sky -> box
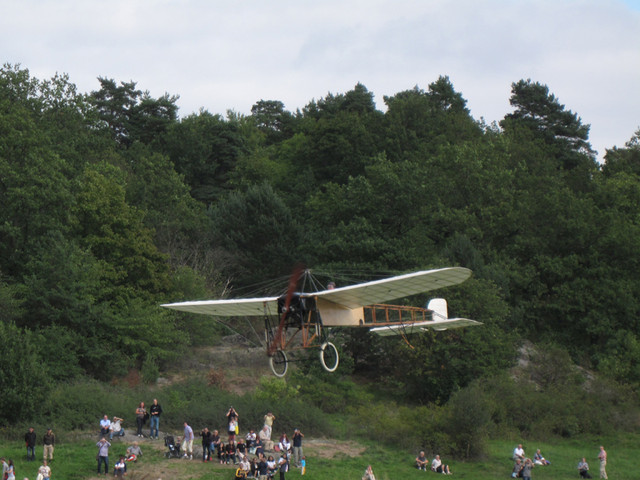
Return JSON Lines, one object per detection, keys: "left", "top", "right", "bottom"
{"left": 1, "top": 0, "right": 639, "bottom": 160}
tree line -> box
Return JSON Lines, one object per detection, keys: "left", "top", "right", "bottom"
{"left": 1, "top": 63, "right": 639, "bottom": 423}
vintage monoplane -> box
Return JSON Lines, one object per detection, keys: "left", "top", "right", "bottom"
{"left": 161, "top": 266, "right": 481, "bottom": 376}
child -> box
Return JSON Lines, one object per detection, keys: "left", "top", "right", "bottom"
{"left": 301, "top": 456, "right": 306, "bottom": 475}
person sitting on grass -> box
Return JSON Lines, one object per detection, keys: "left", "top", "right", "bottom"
{"left": 513, "top": 444, "right": 525, "bottom": 461}
{"left": 533, "top": 449, "right": 550, "bottom": 465}
{"left": 267, "top": 455, "right": 278, "bottom": 478}
{"left": 416, "top": 451, "right": 428, "bottom": 471}
{"left": 114, "top": 456, "right": 127, "bottom": 478}
{"left": 512, "top": 458, "right": 523, "bottom": 478}
{"left": 109, "top": 417, "right": 125, "bottom": 440}
{"left": 126, "top": 442, "right": 142, "bottom": 462}
{"left": 578, "top": 457, "right": 592, "bottom": 479}
{"left": 431, "top": 455, "right": 451, "bottom": 475}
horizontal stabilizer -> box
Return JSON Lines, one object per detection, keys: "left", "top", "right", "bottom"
{"left": 370, "top": 318, "right": 482, "bottom": 336}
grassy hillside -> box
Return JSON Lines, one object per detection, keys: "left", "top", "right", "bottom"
{"left": 1, "top": 432, "right": 636, "bottom": 480}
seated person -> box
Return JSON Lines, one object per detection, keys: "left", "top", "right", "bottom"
{"left": 266, "top": 455, "right": 277, "bottom": 478}
{"left": 114, "top": 456, "right": 127, "bottom": 478}
{"left": 513, "top": 444, "right": 525, "bottom": 461}
{"left": 278, "top": 434, "right": 291, "bottom": 454}
{"left": 226, "top": 441, "right": 237, "bottom": 465}
{"left": 250, "top": 457, "right": 259, "bottom": 478}
{"left": 431, "top": 455, "right": 451, "bottom": 474}
{"left": 110, "top": 416, "right": 125, "bottom": 439}
{"left": 239, "top": 455, "right": 251, "bottom": 472}
{"left": 245, "top": 430, "right": 257, "bottom": 449}
{"left": 126, "top": 442, "right": 143, "bottom": 462}
{"left": 415, "top": 450, "right": 428, "bottom": 470}
{"left": 533, "top": 449, "right": 550, "bottom": 465}
{"left": 217, "top": 441, "right": 226, "bottom": 464}
{"left": 234, "top": 466, "right": 247, "bottom": 479}
{"left": 237, "top": 438, "right": 247, "bottom": 457}
{"left": 578, "top": 457, "right": 592, "bottom": 479}
{"left": 100, "top": 415, "right": 111, "bottom": 436}
{"left": 512, "top": 459, "right": 523, "bottom": 478}
{"left": 254, "top": 437, "right": 264, "bottom": 458}
{"left": 259, "top": 426, "right": 273, "bottom": 451}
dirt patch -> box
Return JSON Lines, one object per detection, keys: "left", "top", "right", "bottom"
{"left": 304, "top": 437, "right": 366, "bottom": 458}
{"left": 85, "top": 432, "right": 365, "bottom": 480}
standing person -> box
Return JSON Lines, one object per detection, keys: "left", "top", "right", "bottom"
{"left": 100, "top": 415, "right": 111, "bottom": 436}
{"left": 1, "top": 458, "right": 8, "bottom": 480}
{"left": 149, "top": 398, "right": 162, "bottom": 440}
{"left": 96, "top": 437, "right": 111, "bottom": 475}
{"left": 25, "top": 427, "right": 36, "bottom": 461}
{"left": 36, "top": 460, "right": 50, "bottom": 480}
{"left": 182, "top": 422, "right": 194, "bottom": 459}
{"left": 135, "top": 402, "right": 146, "bottom": 438}
{"left": 597, "top": 446, "right": 607, "bottom": 479}
{"left": 521, "top": 458, "right": 534, "bottom": 480}
{"left": 292, "top": 429, "right": 304, "bottom": 468}
{"left": 5, "top": 460, "right": 15, "bottom": 480}
{"left": 278, "top": 453, "right": 289, "bottom": 480}
{"left": 362, "top": 465, "right": 376, "bottom": 480}
{"left": 263, "top": 412, "right": 275, "bottom": 440}
{"left": 42, "top": 429, "right": 55, "bottom": 462}
{"left": 200, "top": 427, "right": 212, "bottom": 462}
{"left": 113, "top": 456, "right": 127, "bottom": 478}
{"left": 226, "top": 407, "right": 239, "bottom": 442}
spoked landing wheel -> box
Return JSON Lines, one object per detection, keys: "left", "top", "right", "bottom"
{"left": 319, "top": 342, "right": 339, "bottom": 372}
{"left": 269, "top": 350, "right": 288, "bottom": 377}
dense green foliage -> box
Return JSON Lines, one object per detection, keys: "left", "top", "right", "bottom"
{"left": 2, "top": 63, "right": 640, "bottom": 450}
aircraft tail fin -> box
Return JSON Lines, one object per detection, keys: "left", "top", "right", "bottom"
{"left": 427, "top": 298, "right": 448, "bottom": 320}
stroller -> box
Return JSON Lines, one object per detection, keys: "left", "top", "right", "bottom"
{"left": 164, "top": 435, "right": 182, "bottom": 458}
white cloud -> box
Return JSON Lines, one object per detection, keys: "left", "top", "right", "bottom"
{"left": 1, "top": 0, "right": 638, "bottom": 158}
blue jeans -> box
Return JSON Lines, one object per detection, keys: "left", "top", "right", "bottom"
{"left": 27, "top": 446, "right": 35, "bottom": 460}
{"left": 98, "top": 455, "right": 109, "bottom": 474}
{"left": 149, "top": 416, "right": 159, "bottom": 438}
{"left": 109, "top": 429, "right": 125, "bottom": 440}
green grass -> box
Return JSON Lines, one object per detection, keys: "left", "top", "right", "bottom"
{"left": 1, "top": 432, "right": 636, "bottom": 480}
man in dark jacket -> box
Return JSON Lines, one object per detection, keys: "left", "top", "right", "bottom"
{"left": 149, "top": 398, "right": 163, "bottom": 439}
{"left": 25, "top": 427, "right": 36, "bottom": 461}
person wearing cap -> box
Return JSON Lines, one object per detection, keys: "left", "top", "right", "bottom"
{"left": 42, "top": 429, "right": 55, "bottom": 462}
{"left": 292, "top": 429, "right": 304, "bottom": 468}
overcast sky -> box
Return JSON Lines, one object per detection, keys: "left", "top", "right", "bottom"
{"left": 2, "top": 0, "right": 639, "bottom": 160}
